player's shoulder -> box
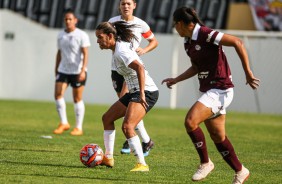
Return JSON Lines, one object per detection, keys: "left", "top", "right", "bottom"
{"left": 116, "top": 41, "right": 130, "bottom": 50}
{"left": 75, "top": 28, "right": 87, "bottom": 34}
{"left": 133, "top": 16, "right": 148, "bottom": 25}
{"left": 109, "top": 15, "right": 121, "bottom": 23}
{"left": 116, "top": 41, "right": 135, "bottom": 55}
{"left": 57, "top": 30, "right": 66, "bottom": 38}
{"left": 74, "top": 28, "right": 89, "bottom": 37}
{"left": 200, "top": 26, "right": 213, "bottom": 33}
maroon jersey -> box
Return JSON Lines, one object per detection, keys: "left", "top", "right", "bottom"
{"left": 184, "top": 24, "right": 234, "bottom": 92}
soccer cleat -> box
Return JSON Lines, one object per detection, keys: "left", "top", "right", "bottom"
{"left": 232, "top": 166, "right": 250, "bottom": 184}
{"left": 130, "top": 163, "right": 149, "bottom": 172}
{"left": 70, "top": 128, "right": 83, "bottom": 136}
{"left": 120, "top": 140, "right": 131, "bottom": 154}
{"left": 192, "top": 159, "right": 214, "bottom": 181}
{"left": 142, "top": 139, "right": 154, "bottom": 157}
{"left": 101, "top": 156, "right": 114, "bottom": 168}
{"left": 53, "top": 123, "right": 70, "bottom": 134}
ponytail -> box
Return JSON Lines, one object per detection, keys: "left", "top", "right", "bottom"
{"left": 96, "top": 21, "right": 138, "bottom": 45}
{"left": 112, "top": 21, "right": 138, "bottom": 43}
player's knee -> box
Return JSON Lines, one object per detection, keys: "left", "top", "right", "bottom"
{"left": 102, "top": 113, "right": 109, "bottom": 124}
{"left": 54, "top": 93, "right": 63, "bottom": 100}
{"left": 184, "top": 118, "right": 198, "bottom": 132}
{"left": 121, "top": 123, "right": 134, "bottom": 136}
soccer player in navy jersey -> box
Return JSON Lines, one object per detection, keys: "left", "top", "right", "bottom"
{"left": 162, "top": 7, "right": 260, "bottom": 184}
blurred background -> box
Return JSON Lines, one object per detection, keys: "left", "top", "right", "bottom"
{"left": 0, "top": 0, "right": 281, "bottom": 114}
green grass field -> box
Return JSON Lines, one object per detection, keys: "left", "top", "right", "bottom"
{"left": 0, "top": 99, "right": 281, "bottom": 184}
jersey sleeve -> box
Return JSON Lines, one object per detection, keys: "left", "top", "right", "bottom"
{"left": 202, "top": 27, "right": 224, "bottom": 46}
{"left": 119, "top": 50, "right": 139, "bottom": 67}
{"left": 139, "top": 19, "right": 154, "bottom": 40}
{"left": 108, "top": 16, "right": 120, "bottom": 23}
{"left": 81, "top": 31, "right": 91, "bottom": 48}
{"left": 57, "top": 31, "right": 62, "bottom": 50}
{"left": 118, "top": 43, "right": 140, "bottom": 67}
{"left": 108, "top": 17, "right": 114, "bottom": 23}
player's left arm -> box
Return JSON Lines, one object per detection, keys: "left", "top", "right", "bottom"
{"left": 136, "top": 35, "right": 158, "bottom": 56}
{"left": 219, "top": 34, "right": 260, "bottom": 89}
{"left": 135, "top": 20, "right": 158, "bottom": 56}
{"left": 78, "top": 47, "right": 89, "bottom": 82}
{"left": 128, "top": 60, "right": 148, "bottom": 109}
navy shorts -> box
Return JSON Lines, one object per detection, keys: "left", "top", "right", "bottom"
{"left": 111, "top": 70, "right": 124, "bottom": 93}
{"left": 56, "top": 72, "right": 87, "bottom": 88}
{"left": 119, "top": 90, "right": 159, "bottom": 113}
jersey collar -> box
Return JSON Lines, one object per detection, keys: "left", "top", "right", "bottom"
{"left": 191, "top": 23, "right": 201, "bottom": 41}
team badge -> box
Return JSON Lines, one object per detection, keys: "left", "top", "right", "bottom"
{"left": 195, "top": 45, "right": 201, "bottom": 50}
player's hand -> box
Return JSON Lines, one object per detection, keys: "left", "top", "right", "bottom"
{"left": 136, "top": 47, "right": 146, "bottom": 56}
{"left": 78, "top": 71, "right": 86, "bottom": 82}
{"left": 162, "top": 78, "right": 177, "bottom": 89}
{"left": 139, "top": 93, "right": 148, "bottom": 110}
{"left": 245, "top": 71, "right": 260, "bottom": 90}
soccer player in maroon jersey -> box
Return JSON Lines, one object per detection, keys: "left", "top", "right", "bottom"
{"left": 162, "top": 7, "right": 260, "bottom": 184}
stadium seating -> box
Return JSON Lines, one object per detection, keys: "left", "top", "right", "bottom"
{"left": 0, "top": 0, "right": 248, "bottom": 33}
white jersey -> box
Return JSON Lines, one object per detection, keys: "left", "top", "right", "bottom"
{"left": 108, "top": 16, "right": 154, "bottom": 71}
{"left": 57, "top": 28, "right": 91, "bottom": 74}
{"left": 113, "top": 41, "right": 158, "bottom": 93}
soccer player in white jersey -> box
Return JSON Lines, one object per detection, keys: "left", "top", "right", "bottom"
{"left": 95, "top": 21, "right": 159, "bottom": 172}
{"left": 108, "top": 0, "right": 158, "bottom": 156}
{"left": 53, "top": 9, "right": 91, "bottom": 136}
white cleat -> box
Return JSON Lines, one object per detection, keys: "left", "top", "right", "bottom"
{"left": 192, "top": 158, "right": 214, "bottom": 181}
{"left": 232, "top": 166, "right": 250, "bottom": 184}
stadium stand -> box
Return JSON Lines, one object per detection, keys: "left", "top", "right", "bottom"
{"left": 0, "top": 0, "right": 247, "bottom": 33}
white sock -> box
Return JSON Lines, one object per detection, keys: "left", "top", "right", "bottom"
{"left": 128, "top": 135, "right": 146, "bottom": 165}
{"left": 74, "top": 100, "right": 85, "bottom": 130}
{"left": 135, "top": 120, "right": 150, "bottom": 143}
{"left": 104, "top": 130, "right": 116, "bottom": 158}
{"left": 56, "top": 98, "right": 68, "bottom": 124}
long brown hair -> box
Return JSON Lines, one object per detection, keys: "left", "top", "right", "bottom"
{"left": 96, "top": 21, "right": 138, "bottom": 44}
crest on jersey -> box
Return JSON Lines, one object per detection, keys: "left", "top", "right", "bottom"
{"left": 195, "top": 45, "right": 201, "bottom": 50}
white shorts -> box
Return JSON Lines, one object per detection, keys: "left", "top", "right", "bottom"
{"left": 198, "top": 88, "right": 234, "bottom": 119}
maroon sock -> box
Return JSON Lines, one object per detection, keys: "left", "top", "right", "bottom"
{"left": 188, "top": 127, "right": 209, "bottom": 163}
{"left": 215, "top": 137, "right": 242, "bottom": 172}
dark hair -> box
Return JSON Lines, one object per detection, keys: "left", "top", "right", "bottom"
{"left": 173, "top": 7, "right": 204, "bottom": 26}
{"left": 119, "top": 0, "right": 136, "bottom": 2}
{"left": 96, "top": 21, "right": 138, "bottom": 44}
{"left": 64, "top": 8, "right": 76, "bottom": 17}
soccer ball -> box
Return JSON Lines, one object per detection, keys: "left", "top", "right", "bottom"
{"left": 80, "top": 143, "right": 104, "bottom": 167}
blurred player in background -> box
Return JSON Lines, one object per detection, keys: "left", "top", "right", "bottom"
{"left": 162, "top": 7, "right": 260, "bottom": 184}
{"left": 95, "top": 21, "right": 159, "bottom": 171}
{"left": 53, "top": 9, "right": 91, "bottom": 136}
{"left": 108, "top": 0, "right": 158, "bottom": 156}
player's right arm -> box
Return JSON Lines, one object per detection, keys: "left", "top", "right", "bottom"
{"left": 55, "top": 50, "right": 61, "bottom": 76}
{"left": 162, "top": 64, "right": 198, "bottom": 89}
